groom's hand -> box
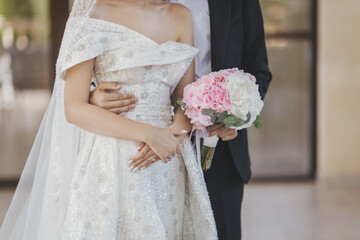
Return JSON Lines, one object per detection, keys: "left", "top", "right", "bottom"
{"left": 90, "top": 82, "right": 138, "bottom": 114}
{"left": 209, "top": 123, "right": 238, "bottom": 141}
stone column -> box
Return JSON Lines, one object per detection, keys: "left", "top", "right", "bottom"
{"left": 317, "top": 0, "right": 360, "bottom": 183}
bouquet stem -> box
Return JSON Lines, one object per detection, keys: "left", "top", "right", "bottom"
{"left": 201, "top": 135, "right": 219, "bottom": 171}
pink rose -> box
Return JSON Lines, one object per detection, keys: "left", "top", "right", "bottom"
{"left": 181, "top": 68, "right": 251, "bottom": 129}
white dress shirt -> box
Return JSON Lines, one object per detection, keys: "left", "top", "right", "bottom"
{"left": 168, "top": 0, "right": 212, "bottom": 79}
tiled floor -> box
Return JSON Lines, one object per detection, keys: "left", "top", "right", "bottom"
{"left": 1, "top": 182, "right": 359, "bottom": 239}
{"left": 242, "top": 182, "right": 360, "bottom": 240}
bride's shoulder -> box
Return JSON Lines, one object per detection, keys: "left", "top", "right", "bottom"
{"left": 160, "top": 2, "right": 193, "bottom": 45}
{"left": 165, "top": 2, "right": 192, "bottom": 22}
{"left": 163, "top": 2, "right": 193, "bottom": 38}
{"left": 90, "top": 1, "right": 111, "bottom": 20}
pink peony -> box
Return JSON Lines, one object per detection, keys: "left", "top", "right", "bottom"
{"left": 180, "top": 68, "right": 258, "bottom": 129}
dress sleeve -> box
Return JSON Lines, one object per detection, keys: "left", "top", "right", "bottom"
{"left": 56, "top": 17, "right": 130, "bottom": 80}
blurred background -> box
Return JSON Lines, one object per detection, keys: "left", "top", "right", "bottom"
{"left": 0, "top": 0, "right": 359, "bottom": 239}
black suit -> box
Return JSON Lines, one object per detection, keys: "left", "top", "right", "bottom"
{"left": 205, "top": 0, "right": 272, "bottom": 239}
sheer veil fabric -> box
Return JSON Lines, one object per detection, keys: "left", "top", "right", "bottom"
{"left": 0, "top": 0, "right": 217, "bottom": 239}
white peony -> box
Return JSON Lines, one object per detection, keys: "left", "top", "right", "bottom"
{"left": 225, "top": 71, "right": 264, "bottom": 130}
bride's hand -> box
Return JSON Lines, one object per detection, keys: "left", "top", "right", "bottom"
{"left": 167, "top": 123, "right": 191, "bottom": 136}
{"left": 129, "top": 126, "right": 188, "bottom": 170}
{"left": 129, "top": 143, "right": 161, "bottom": 171}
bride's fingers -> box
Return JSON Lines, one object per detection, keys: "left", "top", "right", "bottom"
{"left": 136, "top": 154, "right": 158, "bottom": 170}
{"left": 130, "top": 145, "right": 151, "bottom": 163}
{"left": 169, "top": 128, "right": 189, "bottom": 136}
{"left": 155, "top": 149, "right": 173, "bottom": 164}
{"left": 130, "top": 155, "right": 148, "bottom": 171}
{"left": 131, "top": 151, "right": 154, "bottom": 169}
{"left": 144, "top": 157, "right": 160, "bottom": 169}
{"left": 137, "top": 142, "right": 146, "bottom": 152}
{"left": 159, "top": 154, "right": 169, "bottom": 164}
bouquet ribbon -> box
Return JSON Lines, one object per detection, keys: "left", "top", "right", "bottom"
{"left": 190, "top": 126, "right": 211, "bottom": 170}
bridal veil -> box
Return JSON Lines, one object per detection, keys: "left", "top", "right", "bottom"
{"left": 0, "top": 0, "right": 103, "bottom": 239}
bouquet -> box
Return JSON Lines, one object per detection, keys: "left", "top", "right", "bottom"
{"left": 176, "top": 68, "right": 264, "bottom": 171}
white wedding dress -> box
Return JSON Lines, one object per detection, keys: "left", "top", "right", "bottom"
{"left": 0, "top": 1, "right": 217, "bottom": 239}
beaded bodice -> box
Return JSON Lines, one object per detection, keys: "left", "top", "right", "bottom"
{"left": 94, "top": 43, "right": 196, "bottom": 127}
{"left": 69, "top": 18, "right": 198, "bottom": 127}
{"left": 57, "top": 17, "right": 197, "bottom": 127}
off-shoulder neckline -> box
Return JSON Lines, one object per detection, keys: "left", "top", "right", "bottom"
{"left": 86, "top": 17, "right": 195, "bottom": 51}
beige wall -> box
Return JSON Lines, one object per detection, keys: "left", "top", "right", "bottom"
{"left": 317, "top": 0, "right": 360, "bottom": 180}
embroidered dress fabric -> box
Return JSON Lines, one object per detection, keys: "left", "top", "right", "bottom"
{"left": 0, "top": 1, "right": 217, "bottom": 239}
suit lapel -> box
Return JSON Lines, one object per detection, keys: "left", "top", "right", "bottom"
{"left": 208, "top": 0, "right": 232, "bottom": 70}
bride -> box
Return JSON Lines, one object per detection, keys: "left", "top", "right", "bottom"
{"left": 0, "top": 0, "right": 217, "bottom": 239}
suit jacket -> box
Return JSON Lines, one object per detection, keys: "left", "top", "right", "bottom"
{"left": 208, "top": 0, "right": 272, "bottom": 183}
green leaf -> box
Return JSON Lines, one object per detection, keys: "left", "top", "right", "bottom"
{"left": 216, "top": 112, "right": 229, "bottom": 123}
{"left": 233, "top": 118, "right": 245, "bottom": 127}
{"left": 210, "top": 114, "right": 218, "bottom": 123}
{"left": 254, "top": 115, "right": 263, "bottom": 129}
{"left": 202, "top": 108, "right": 216, "bottom": 117}
{"left": 244, "top": 113, "right": 252, "bottom": 124}
{"left": 175, "top": 99, "right": 187, "bottom": 109}
{"left": 223, "top": 115, "right": 238, "bottom": 127}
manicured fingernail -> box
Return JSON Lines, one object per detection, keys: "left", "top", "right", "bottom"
{"left": 133, "top": 167, "right": 139, "bottom": 172}
{"left": 181, "top": 130, "right": 188, "bottom": 133}
{"left": 129, "top": 166, "right": 134, "bottom": 171}
{"left": 140, "top": 167, "right": 146, "bottom": 171}
{"left": 128, "top": 160, "right": 133, "bottom": 164}
{"left": 135, "top": 98, "right": 139, "bottom": 102}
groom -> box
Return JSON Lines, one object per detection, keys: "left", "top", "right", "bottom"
{"left": 90, "top": 0, "right": 271, "bottom": 239}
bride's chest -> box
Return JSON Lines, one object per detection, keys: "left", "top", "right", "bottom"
{"left": 94, "top": 64, "right": 182, "bottom": 88}
{"left": 93, "top": 46, "right": 190, "bottom": 87}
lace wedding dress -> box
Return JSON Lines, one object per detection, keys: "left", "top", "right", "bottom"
{"left": 0, "top": 1, "right": 217, "bottom": 239}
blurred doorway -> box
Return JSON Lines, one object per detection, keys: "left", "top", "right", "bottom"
{"left": 249, "top": 0, "right": 316, "bottom": 179}
{"left": 0, "top": 0, "right": 68, "bottom": 182}
{"left": 0, "top": 0, "right": 51, "bottom": 181}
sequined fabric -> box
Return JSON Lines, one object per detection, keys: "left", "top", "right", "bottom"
{"left": 53, "top": 17, "right": 217, "bottom": 239}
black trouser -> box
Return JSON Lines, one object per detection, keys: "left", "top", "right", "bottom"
{"left": 204, "top": 140, "right": 244, "bottom": 240}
